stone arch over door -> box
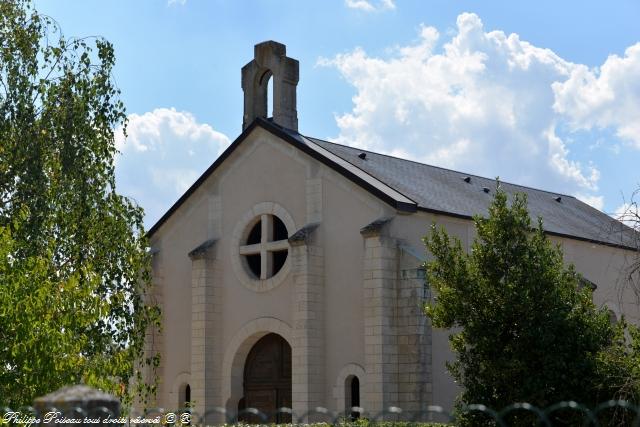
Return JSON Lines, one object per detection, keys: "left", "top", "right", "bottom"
{"left": 222, "top": 317, "right": 293, "bottom": 414}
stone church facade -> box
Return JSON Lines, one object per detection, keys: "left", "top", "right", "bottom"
{"left": 145, "top": 41, "right": 638, "bottom": 419}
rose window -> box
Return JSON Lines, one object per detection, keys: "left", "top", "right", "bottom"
{"left": 240, "top": 214, "right": 289, "bottom": 279}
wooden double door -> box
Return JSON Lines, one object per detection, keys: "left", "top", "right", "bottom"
{"left": 240, "top": 333, "right": 292, "bottom": 423}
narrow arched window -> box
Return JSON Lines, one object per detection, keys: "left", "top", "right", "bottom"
{"left": 345, "top": 375, "right": 360, "bottom": 420}
{"left": 350, "top": 377, "right": 360, "bottom": 419}
{"left": 179, "top": 383, "right": 191, "bottom": 409}
{"left": 179, "top": 384, "right": 192, "bottom": 425}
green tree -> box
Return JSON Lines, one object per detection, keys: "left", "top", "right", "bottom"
{"left": 0, "top": 0, "right": 159, "bottom": 407}
{"left": 423, "top": 183, "right": 638, "bottom": 424}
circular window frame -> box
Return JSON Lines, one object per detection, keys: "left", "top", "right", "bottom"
{"left": 231, "top": 202, "right": 295, "bottom": 293}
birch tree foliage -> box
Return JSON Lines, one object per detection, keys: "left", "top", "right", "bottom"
{"left": 0, "top": 0, "right": 159, "bottom": 407}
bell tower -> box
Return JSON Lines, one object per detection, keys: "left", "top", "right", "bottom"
{"left": 241, "top": 41, "right": 299, "bottom": 131}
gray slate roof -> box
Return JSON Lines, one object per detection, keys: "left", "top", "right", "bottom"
{"left": 147, "top": 118, "right": 637, "bottom": 251}
{"left": 308, "top": 137, "right": 638, "bottom": 250}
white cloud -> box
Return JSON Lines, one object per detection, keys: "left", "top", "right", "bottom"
{"left": 320, "top": 12, "right": 608, "bottom": 204}
{"left": 167, "top": 0, "right": 186, "bottom": 6}
{"left": 553, "top": 43, "right": 640, "bottom": 148}
{"left": 545, "top": 126, "right": 599, "bottom": 191}
{"left": 114, "top": 108, "right": 230, "bottom": 227}
{"left": 345, "top": 0, "right": 395, "bottom": 12}
{"left": 576, "top": 194, "right": 605, "bottom": 211}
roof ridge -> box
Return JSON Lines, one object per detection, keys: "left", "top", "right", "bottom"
{"left": 305, "top": 135, "right": 577, "bottom": 200}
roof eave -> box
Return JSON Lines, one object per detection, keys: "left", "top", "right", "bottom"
{"left": 415, "top": 205, "right": 637, "bottom": 252}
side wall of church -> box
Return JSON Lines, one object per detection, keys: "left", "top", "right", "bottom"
{"left": 388, "top": 213, "right": 470, "bottom": 412}
{"left": 389, "top": 210, "right": 639, "bottom": 413}
{"left": 557, "top": 238, "right": 639, "bottom": 323}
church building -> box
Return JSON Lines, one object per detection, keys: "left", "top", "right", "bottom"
{"left": 145, "top": 41, "right": 638, "bottom": 420}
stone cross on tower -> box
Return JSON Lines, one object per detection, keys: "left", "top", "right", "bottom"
{"left": 242, "top": 41, "right": 299, "bottom": 131}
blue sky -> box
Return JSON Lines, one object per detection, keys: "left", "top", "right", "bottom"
{"left": 35, "top": 0, "right": 640, "bottom": 228}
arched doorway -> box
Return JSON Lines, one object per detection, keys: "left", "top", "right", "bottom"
{"left": 239, "top": 333, "right": 291, "bottom": 423}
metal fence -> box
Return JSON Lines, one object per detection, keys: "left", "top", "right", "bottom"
{"left": 3, "top": 401, "right": 640, "bottom": 427}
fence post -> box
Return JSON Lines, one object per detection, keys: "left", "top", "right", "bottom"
{"left": 33, "top": 384, "right": 121, "bottom": 426}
